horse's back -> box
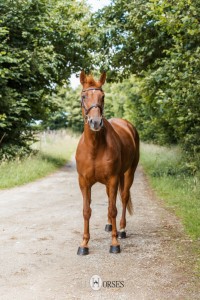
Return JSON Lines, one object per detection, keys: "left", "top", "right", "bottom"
{"left": 108, "top": 118, "right": 139, "bottom": 147}
{"left": 108, "top": 118, "right": 139, "bottom": 171}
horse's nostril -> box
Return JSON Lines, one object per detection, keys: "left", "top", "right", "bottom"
{"left": 89, "top": 118, "right": 94, "bottom": 127}
{"left": 94, "top": 120, "right": 98, "bottom": 128}
{"left": 88, "top": 117, "right": 103, "bottom": 130}
{"left": 89, "top": 118, "right": 95, "bottom": 128}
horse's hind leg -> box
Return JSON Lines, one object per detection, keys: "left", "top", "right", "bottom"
{"left": 118, "top": 166, "right": 135, "bottom": 238}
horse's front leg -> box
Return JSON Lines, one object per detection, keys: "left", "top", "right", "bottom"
{"left": 105, "top": 186, "right": 112, "bottom": 232}
{"left": 107, "top": 176, "right": 121, "bottom": 254}
{"left": 77, "top": 175, "right": 91, "bottom": 256}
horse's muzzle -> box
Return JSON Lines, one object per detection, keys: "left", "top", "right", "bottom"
{"left": 89, "top": 117, "right": 103, "bottom": 131}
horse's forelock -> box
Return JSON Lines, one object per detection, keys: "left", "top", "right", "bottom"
{"left": 86, "top": 75, "right": 100, "bottom": 87}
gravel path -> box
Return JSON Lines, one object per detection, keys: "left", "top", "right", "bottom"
{"left": 0, "top": 159, "right": 199, "bottom": 300}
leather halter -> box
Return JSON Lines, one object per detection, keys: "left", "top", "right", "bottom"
{"left": 81, "top": 88, "right": 104, "bottom": 118}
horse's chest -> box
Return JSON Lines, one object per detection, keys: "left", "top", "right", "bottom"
{"left": 77, "top": 153, "right": 119, "bottom": 182}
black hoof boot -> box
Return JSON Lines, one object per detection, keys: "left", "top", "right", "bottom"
{"left": 118, "top": 231, "right": 126, "bottom": 239}
{"left": 77, "top": 246, "right": 89, "bottom": 256}
{"left": 105, "top": 224, "right": 112, "bottom": 232}
{"left": 109, "top": 245, "right": 121, "bottom": 254}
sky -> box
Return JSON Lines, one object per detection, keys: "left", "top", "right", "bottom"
{"left": 87, "top": 0, "right": 111, "bottom": 11}
{"left": 70, "top": 0, "right": 111, "bottom": 89}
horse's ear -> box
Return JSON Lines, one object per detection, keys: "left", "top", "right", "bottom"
{"left": 99, "top": 72, "right": 106, "bottom": 86}
{"left": 80, "top": 70, "right": 86, "bottom": 85}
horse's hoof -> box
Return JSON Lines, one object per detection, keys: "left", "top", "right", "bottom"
{"left": 118, "top": 231, "right": 126, "bottom": 239}
{"left": 109, "top": 245, "right": 121, "bottom": 254}
{"left": 105, "top": 224, "right": 112, "bottom": 232}
{"left": 77, "top": 246, "right": 89, "bottom": 255}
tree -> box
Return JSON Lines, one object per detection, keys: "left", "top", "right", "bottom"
{"left": 91, "top": 0, "right": 173, "bottom": 77}
{"left": 0, "top": 0, "right": 92, "bottom": 158}
{"left": 92, "top": 0, "right": 200, "bottom": 169}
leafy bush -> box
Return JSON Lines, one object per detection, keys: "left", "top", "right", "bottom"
{"left": 0, "top": 143, "right": 35, "bottom": 163}
{"left": 92, "top": 0, "right": 200, "bottom": 171}
{"left": 0, "top": 0, "right": 92, "bottom": 157}
{"left": 140, "top": 142, "right": 200, "bottom": 239}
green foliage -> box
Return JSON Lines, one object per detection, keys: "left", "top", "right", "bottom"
{"left": 92, "top": 0, "right": 200, "bottom": 170}
{"left": 91, "top": 0, "right": 173, "bottom": 77}
{"left": 140, "top": 143, "right": 200, "bottom": 239}
{"left": 65, "top": 87, "right": 83, "bottom": 132}
{"left": 1, "top": 0, "right": 200, "bottom": 172}
{"left": 0, "top": 131, "right": 78, "bottom": 189}
{"left": 0, "top": 143, "right": 33, "bottom": 162}
{"left": 103, "top": 77, "right": 138, "bottom": 122}
{"left": 0, "top": 0, "right": 92, "bottom": 158}
{"left": 43, "top": 85, "right": 83, "bottom": 132}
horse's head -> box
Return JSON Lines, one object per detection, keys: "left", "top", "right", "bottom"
{"left": 80, "top": 71, "right": 106, "bottom": 131}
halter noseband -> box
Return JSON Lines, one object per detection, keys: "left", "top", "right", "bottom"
{"left": 81, "top": 88, "right": 104, "bottom": 122}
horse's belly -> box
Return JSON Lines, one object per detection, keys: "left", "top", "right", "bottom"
{"left": 109, "top": 118, "right": 138, "bottom": 172}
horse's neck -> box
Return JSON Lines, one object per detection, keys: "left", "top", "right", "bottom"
{"left": 83, "top": 124, "right": 106, "bottom": 150}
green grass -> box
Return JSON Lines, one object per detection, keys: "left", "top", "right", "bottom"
{"left": 0, "top": 131, "right": 79, "bottom": 189}
{"left": 140, "top": 143, "right": 200, "bottom": 240}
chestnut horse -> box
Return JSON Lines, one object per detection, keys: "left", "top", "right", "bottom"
{"left": 76, "top": 71, "right": 139, "bottom": 255}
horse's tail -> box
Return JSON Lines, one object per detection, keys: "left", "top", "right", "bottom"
{"left": 127, "top": 193, "right": 133, "bottom": 215}
{"left": 119, "top": 177, "right": 133, "bottom": 216}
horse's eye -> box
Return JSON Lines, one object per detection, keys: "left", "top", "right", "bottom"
{"left": 82, "top": 95, "right": 86, "bottom": 99}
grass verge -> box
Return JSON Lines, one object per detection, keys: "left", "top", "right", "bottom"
{"left": 0, "top": 131, "right": 79, "bottom": 189}
{"left": 140, "top": 142, "right": 200, "bottom": 240}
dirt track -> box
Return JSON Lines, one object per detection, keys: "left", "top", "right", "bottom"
{"left": 0, "top": 159, "right": 199, "bottom": 300}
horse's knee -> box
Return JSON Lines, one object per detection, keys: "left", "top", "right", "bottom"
{"left": 83, "top": 207, "right": 92, "bottom": 220}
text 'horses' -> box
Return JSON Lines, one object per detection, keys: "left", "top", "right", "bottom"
{"left": 75, "top": 71, "right": 139, "bottom": 255}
